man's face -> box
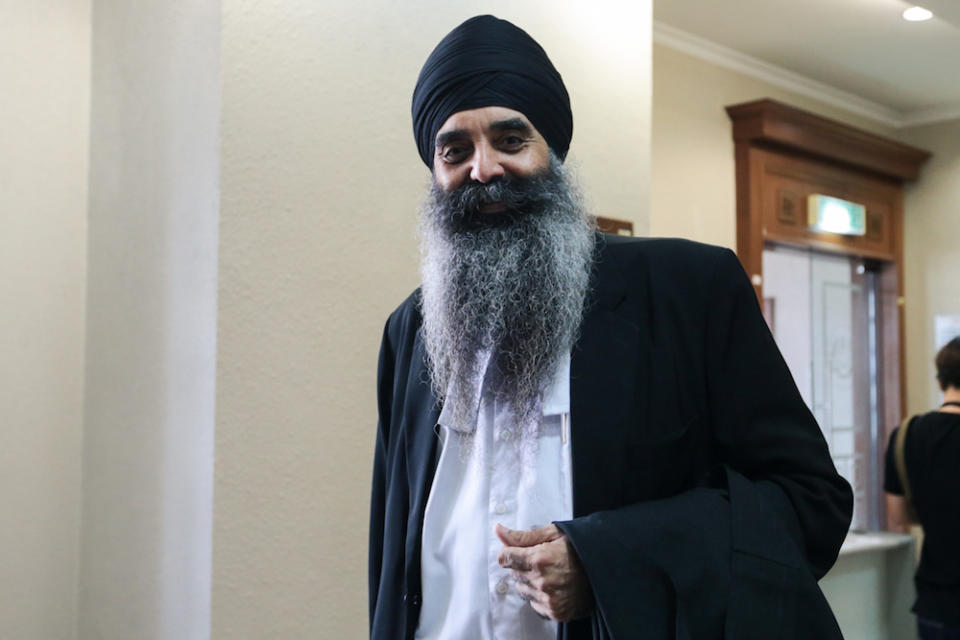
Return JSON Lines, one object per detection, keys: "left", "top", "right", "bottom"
{"left": 432, "top": 106, "right": 551, "bottom": 207}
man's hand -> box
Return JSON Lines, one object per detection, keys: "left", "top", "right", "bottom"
{"left": 496, "top": 523, "right": 593, "bottom": 622}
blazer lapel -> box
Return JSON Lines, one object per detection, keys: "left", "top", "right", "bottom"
{"left": 404, "top": 330, "right": 441, "bottom": 603}
{"left": 570, "top": 237, "right": 648, "bottom": 517}
{"left": 406, "top": 331, "right": 441, "bottom": 517}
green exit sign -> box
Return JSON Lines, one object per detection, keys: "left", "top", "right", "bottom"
{"left": 807, "top": 194, "right": 866, "bottom": 236}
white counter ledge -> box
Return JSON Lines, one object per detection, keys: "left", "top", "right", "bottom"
{"left": 838, "top": 530, "right": 914, "bottom": 556}
{"left": 821, "top": 529, "right": 917, "bottom": 639}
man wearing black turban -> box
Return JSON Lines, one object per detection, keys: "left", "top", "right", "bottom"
{"left": 411, "top": 15, "right": 573, "bottom": 169}
{"left": 370, "top": 15, "right": 852, "bottom": 640}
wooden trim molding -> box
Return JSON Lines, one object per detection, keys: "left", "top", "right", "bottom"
{"left": 725, "top": 99, "right": 931, "bottom": 180}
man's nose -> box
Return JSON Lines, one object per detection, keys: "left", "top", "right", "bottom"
{"left": 469, "top": 144, "right": 505, "bottom": 184}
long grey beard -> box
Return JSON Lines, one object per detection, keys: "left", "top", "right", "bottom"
{"left": 418, "top": 156, "right": 595, "bottom": 450}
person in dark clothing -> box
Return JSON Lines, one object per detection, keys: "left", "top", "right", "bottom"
{"left": 370, "top": 15, "right": 853, "bottom": 639}
{"left": 885, "top": 336, "right": 960, "bottom": 640}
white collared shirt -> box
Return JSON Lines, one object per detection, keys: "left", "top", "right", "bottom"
{"left": 415, "top": 353, "right": 573, "bottom": 640}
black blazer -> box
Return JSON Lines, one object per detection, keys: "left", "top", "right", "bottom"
{"left": 369, "top": 235, "right": 852, "bottom": 640}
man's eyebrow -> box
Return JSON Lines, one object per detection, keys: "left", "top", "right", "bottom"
{"left": 435, "top": 129, "right": 468, "bottom": 148}
{"left": 490, "top": 118, "right": 532, "bottom": 135}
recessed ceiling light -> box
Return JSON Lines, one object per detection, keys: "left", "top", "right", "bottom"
{"left": 903, "top": 6, "right": 933, "bottom": 21}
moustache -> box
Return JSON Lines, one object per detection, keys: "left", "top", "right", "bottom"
{"left": 437, "top": 170, "right": 554, "bottom": 230}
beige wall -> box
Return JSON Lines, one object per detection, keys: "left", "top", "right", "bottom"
{"left": 214, "top": 2, "right": 650, "bottom": 637}
{"left": 651, "top": 43, "right": 896, "bottom": 249}
{"left": 0, "top": 2, "right": 90, "bottom": 639}
{"left": 899, "top": 119, "right": 960, "bottom": 414}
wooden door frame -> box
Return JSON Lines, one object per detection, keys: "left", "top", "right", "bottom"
{"left": 725, "top": 97, "right": 930, "bottom": 462}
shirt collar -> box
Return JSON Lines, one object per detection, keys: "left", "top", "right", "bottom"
{"left": 540, "top": 351, "right": 571, "bottom": 417}
{"left": 437, "top": 350, "right": 490, "bottom": 434}
{"left": 437, "top": 350, "right": 570, "bottom": 434}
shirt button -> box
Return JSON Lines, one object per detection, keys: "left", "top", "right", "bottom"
{"left": 496, "top": 580, "right": 509, "bottom": 595}
{"left": 495, "top": 503, "right": 507, "bottom": 515}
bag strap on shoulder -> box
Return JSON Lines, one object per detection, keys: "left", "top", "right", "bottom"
{"left": 894, "top": 415, "right": 915, "bottom": 505}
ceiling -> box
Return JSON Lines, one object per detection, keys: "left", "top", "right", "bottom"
{"left": 653, "top": 0, "right": 960, "bottom": 127}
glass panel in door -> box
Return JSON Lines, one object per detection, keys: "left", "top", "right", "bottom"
{"left": 762, "top": 245, "right": 876, "bottom": 531}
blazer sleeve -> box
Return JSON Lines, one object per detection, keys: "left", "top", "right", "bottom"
{"left": 555, "top": 248, "right": 853, "bottom": 640}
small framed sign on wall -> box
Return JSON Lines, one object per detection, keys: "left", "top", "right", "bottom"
{"left": 595, "top": 216, "right": 633, "bottom": 237}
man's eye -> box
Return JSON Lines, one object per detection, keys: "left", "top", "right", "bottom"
{"left": 500, "top": 135, "right": 527, "bottom": 149}
{"left": 441, "top": 147, "right": 468, "bottom": 163}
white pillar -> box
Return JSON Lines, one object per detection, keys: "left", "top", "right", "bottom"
{"left": 80, "top": 2, "right": 219, "bottom": 638}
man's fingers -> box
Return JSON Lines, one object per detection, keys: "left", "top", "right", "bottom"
{"left": 514, "top": 577, "right": 541, "bottom": 602}
{"left": 495, "top": 522, "right": 561, "bottom": 547}
{"left": 514, "top": 577, "right": 552, "bottom": 618}
{"left": 498, "top": 547, "right": 532, "bottom": 571}
{"left": 529, "top": 598, "right": 554, "bottom": 621}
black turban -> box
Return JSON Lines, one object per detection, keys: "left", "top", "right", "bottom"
{"left": 411, "top": 15, "right": 573, "bottom": 168}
